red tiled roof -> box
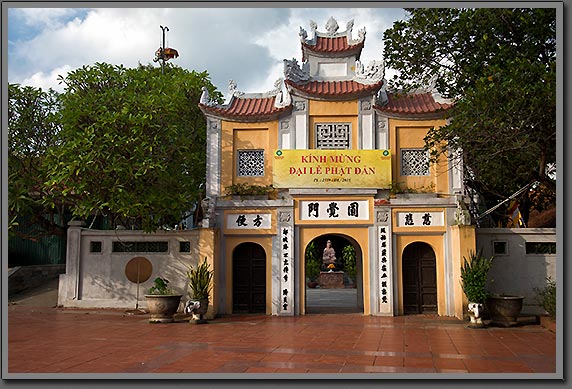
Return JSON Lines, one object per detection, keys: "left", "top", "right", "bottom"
{"left": 199, "top": 95, "right": 291, "bottom": 121}
{"left": 285, "top": 79, "right": 383, "bottom": 99}
{"left": 302, "top": 36, "right": 364, "bottom": 61}
{"left": 376, "top": 92, "right": 453, "bottom": 115}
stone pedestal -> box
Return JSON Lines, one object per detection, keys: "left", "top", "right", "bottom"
{"left": 319, "top": 271, "right": 344, "bottom": 289}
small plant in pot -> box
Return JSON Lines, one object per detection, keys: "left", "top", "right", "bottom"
{"left": 186, "top": 258, "right": 214, "bottom": 324}
{"left": 145, "top": 277, "right": 183, "bottom": 323}
{"left": 460, "top": 250, "right": 493, "bottom": 328}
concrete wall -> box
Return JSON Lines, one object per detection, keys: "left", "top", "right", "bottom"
{"left": 476, "top": 228, "right": 557, "bottom": 315}
{"left": 9, "top": 264, "right": 66, "bottom": 295}
{"left": 58, "top": 224, "right": 205, "bottom": 309}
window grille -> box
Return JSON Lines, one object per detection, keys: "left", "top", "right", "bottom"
{"left": 315, "top": 123, "right": 351, "bottom": 149}
{"left": 525, "top": 242, "right": 556, "bottom": 255}
{"left": 401, "top": 149, "right": 430, "bottom": 176}
{"left": 237, "top": 150, "right": 264, "bottom": 177}
{"left": 112, "top": 241, "right": 168, "bottom": 253}
{"left": 90, "top": 241, "right": 102, "bottom": 253}
{"left": 179, "top": 241, "right": 191, "bottom": 253}
{"left": 493, "top": 241, "right": 508, "bottom": 255}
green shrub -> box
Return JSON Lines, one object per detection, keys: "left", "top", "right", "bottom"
{"left": 187, "top": 258, "right": 213, "bottom": 300}
{"left": 225, "top": 183, "right": 274, "bottom": 196}
{"left": 460, "top": 250, "right": 493, "bottom": 303}
{"left": 305, "top": 241, "right": 320, "bottom": 281}
{"left": 148, "top": 277, "right": 174, "bottom": 295}
{"left": 341, "top": 244, "right": 357, "bottom": 279}
{"left": 534, "top": 277, "right": 556, "bottom": 318}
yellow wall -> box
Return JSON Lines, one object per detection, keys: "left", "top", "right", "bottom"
{"left": 450, "top": 225, "right": 477, "bottom": 319}
{"left": 224, "top": 235, "right": 274, "bottom": 315}
{"left": 198, "top": 228, "right": 218, "bottom": 319}
{"left": 221, "top": 120, "right": 278, "bottom": 194}
{"left": 309, "top": 100, "right": 358, "bottom": 116}
{"left": 389, "top": 119, "right": 449, "bottom": 193}
{"left": 308, "top": 100, "right": 359, "bottom": 149}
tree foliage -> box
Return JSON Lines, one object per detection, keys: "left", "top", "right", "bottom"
{"left": 383, "top": 8, "right": 556, "bottom": 223}
{"left": 43, "top": 62, "right": 222, "bottom": 232}
{"left": 8, "top": 84, "right": 66, "bottom": 238}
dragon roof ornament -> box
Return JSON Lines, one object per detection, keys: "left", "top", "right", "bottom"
{"left": 228, "top": 79, "right": 245, "bottom": 98}
{"left": 355, "top": 59, "right": 385, "bottom": 83}
{"left": 200, "top": 87, "right": 218, "bottom": 107}
{"left": 273, "top": 78, "right": 292, "bottom": 108}
{"left": 283, "top": 58, "right": 310, "bottom": 83}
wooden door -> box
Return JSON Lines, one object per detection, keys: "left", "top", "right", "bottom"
{"left": 402, "top": 242, "right": 437, "bottom": 314}
{"left": 233, "top": 243, "right": 266, "bottom": 313}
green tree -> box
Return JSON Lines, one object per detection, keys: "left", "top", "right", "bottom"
{"left": 383, "top": 8, "right": 556, "bottom": 223}
{"left": 44, "top": 62, "right": 222, "bottom": 231}
{"left": 8, "top": 83, "right": 67, "bottom": 238}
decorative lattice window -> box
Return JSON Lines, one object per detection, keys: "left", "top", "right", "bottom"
{"left": 179, "top": 241, "right": 191, "bottom": 253}
{"left": 315, "top": 123, "right": 351, "bottom": 149}
{"left": 401, "top": 149, "right": 430, "bottom": 176}
{"left": 237, "top": 149, "right": 265, "bottom": 177}
{"left": 112, "top": 241, "right": 168, "bottom": 253}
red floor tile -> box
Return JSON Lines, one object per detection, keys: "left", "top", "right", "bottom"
{"left": 7, "top": 306, "right": 558, "bottom": 376}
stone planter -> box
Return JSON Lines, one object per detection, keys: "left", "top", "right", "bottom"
{"left": 486, "top": 295, "right": 524, "bottom": 327}
{"left": 145, "top": 295, "right": 182, "bottom": 323}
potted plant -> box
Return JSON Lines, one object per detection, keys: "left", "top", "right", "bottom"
{"left": 534, "top": 276, "right": 556, "bottom": 331}
{"left": 460, "top": 250, "right": 493, "bottom": 328}
{"left": 144, "top": 277, "right": 183, "bottom": 323}
{"left": 186, "top": 258, "right": 214, "bottom": 324}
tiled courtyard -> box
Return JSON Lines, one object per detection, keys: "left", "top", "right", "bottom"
{"left": 6, "top": 302, "right": 557, "bottom": 376}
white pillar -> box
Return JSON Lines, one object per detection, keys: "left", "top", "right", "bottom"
{"left": 58, "top": 220, "right": 85, "bottom": 305}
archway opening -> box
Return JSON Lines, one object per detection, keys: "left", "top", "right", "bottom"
{"left": 232, "top": 242, "right": 266, "bottom": 314}
{"left": 304, "top": 234, "right": 362, "bottom": 314}
{"left": 402, "top": 242, "right": 437, "bottom": 315}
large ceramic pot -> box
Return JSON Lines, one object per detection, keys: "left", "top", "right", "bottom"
{"left": 486, "top": 295, "right": 524, "bottom": 327}
{"left": 145, "top": 295, "right": 183, "bottom": 323}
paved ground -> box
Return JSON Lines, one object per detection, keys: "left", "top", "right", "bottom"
{"left": 6, "top": 283, "right": 559, "bottom": 377}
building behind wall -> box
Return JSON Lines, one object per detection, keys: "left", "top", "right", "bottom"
{"left": 199, "top": 17, "right": 476, "bottom": 319}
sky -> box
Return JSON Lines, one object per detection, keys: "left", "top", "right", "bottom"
{"left": 6, "top": 7, "right": 409, "bottom": 99}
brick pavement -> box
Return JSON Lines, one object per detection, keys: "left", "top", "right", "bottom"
{"left": 6, "top": 304, "right": 558, "bottom": 376}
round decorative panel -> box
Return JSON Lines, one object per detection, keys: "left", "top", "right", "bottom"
{"left": 125, "top": 256, "right": 153, "bottom": 283}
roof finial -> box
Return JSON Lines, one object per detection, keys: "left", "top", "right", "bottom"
{"left": 325, "top": 17, "right": 339, "bottom": 35}
{"left": 346, "top": 19, "right": 354, "bottom": 33}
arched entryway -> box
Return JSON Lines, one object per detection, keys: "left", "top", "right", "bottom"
{"left": 232, "top": 242, "right": 266, "bottom": 313}
{"left": 402, "top": 242, "right": 437, "bottom": 314}
{"left": 304, "top": 234, "right": 363, "bottom": 314}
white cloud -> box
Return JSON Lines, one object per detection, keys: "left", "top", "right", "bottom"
{"left": 14, "top": 8, "right": 87, "bottom": 28}
{"left": 17, "top": 65, "right": 72, "bottom": 92}
{"left": 8, "top": 8, "right": 407, "bottom": 94}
